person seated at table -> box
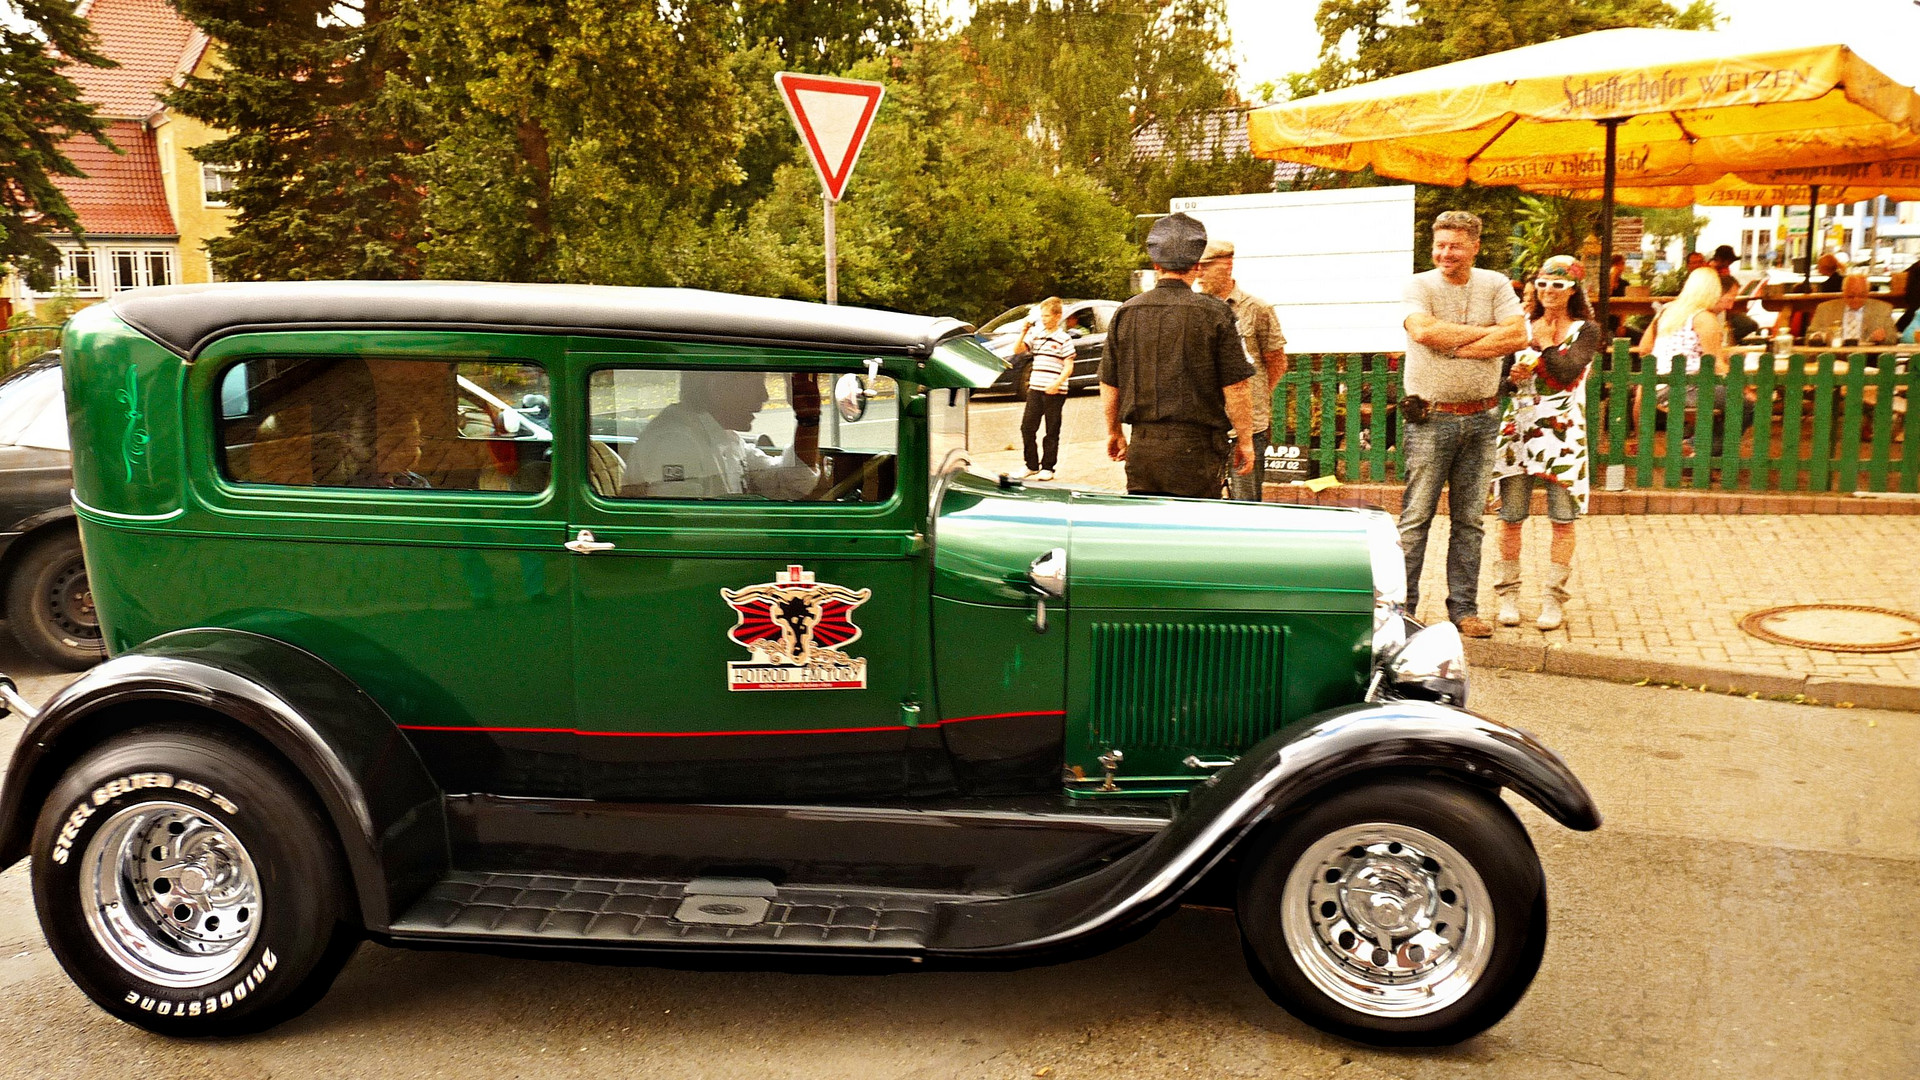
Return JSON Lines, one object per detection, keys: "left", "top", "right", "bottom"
{"left": 1807, "top": 273, "right": 1896, "bottom": 348}
{"left": 1795, "top": 252, "right": 1844, "bottom": 295}
{"left": 1637, "top": 268, "right": 1753, "bottom": 457}
{"left": 1720, "top": 272, "right": 1761, "bottom": 345}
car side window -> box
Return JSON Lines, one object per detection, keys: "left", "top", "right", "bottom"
{"left": 587, "top": 367, "right": 897, "bottom": 503}
{"left": 215, "top": 357, "right": 551, "bottom": 492}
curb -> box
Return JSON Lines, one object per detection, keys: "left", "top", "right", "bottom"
{"left": 1463, "top": 638, "right": 1920, "bottom": 713}
{"left": 1274, "top": 482, "right": 1920, "bottom": 515}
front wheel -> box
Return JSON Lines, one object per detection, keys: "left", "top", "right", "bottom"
{"left": 30, "top": 725, "right": 359, "bottom": 1035}
{"left": 1236, "top": 778, "right": 1546, "bottom": 1046}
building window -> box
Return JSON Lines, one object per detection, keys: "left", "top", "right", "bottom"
{"left": 62, "top": 249, "right": 99, "bottom": 294}
{"left": 112, "top": 252, "right": 139, "bottom": 291}
{"left": 108, "top": 249, "right": 177, "bottom": 292}
{"left": 201, "top": 163, "right": 237, "bottom": 207}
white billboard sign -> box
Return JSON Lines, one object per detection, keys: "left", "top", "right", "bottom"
{"left": 1168, "top": 185, "right": 1416, "bottom": 355}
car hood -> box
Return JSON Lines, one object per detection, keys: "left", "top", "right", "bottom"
{"left": 932, "top": 472, "right": 1375, "bottom": 612}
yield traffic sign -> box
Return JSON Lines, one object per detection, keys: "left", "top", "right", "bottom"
{"left": 774, "top": 72, "right": 885, "bottom": 203}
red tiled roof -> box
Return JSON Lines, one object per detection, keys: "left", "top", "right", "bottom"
{"left": 66, "top": 0, "right": 203, "bottom": 118}
{"left": 50, "top": 120, "right": 176, "bottom": 237}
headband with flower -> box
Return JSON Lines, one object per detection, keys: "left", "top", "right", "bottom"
{"left": 1537, "top": 255, "right": 1585, "bottom": 281}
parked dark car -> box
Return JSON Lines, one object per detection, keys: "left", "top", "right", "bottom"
{"left": 979, "top": 298, "right": 1118, "bottom": 395}
{"left": 0, "top": 352, "right": 101, "bottom": 668}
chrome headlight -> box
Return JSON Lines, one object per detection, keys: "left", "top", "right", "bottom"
{"left": 1364, "top": 511, "right": 1408, "bottom": 664}
{"left": 1382, "top": 621, "right": 1469, "bottom": 707}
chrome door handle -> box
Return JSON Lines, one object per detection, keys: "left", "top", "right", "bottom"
{"left": 564, "top": 529, "right": 616, "bottom": 554}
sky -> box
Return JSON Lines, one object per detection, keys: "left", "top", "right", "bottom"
{"left": 1225, "top": 0, "right": 1920, "bottom": 96}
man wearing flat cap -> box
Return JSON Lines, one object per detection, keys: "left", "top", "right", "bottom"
{"left": 1198, "top": 238, "right": 1287, "bottom": 500}
{"left": 1100, "top": 213, "right": 1256, "bottom": 498}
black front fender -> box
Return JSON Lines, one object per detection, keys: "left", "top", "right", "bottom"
{"left": 0, "top": 628, "right": 445, "bottom": 928}
{"left": 931, "top": 699, "right": 1598, "bottom": 955}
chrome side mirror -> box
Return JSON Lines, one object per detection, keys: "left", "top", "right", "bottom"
{"left": 1028, "top": 547, "right": 1066, "bottom": 599}
{"left": 833, "top": 372, "right": 868, "bottom": 422}
{"left": 1027, "top": 547, "right": 1066, "bottom": 634}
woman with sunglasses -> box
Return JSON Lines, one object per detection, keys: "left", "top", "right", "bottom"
{"left": 1491, "top": 255, "right": 1600, "bottom": 631}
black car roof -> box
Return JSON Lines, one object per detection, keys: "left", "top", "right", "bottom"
{"left": 108, "top": 281, "right": 975, "bottom": 360}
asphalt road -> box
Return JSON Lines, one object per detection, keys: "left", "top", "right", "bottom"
{"left": 0, "top": 628, "right": 1912, "bottom": 1079}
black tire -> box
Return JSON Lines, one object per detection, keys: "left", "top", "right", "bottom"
{"left": 5, "top": 529, "right": 105, "bottom": 670}
{"left": 30, "top": 725, "right": 359, "bottom": 1035}
{"left": 1236, "top": 778, "right": 1546, "bottom": 1046}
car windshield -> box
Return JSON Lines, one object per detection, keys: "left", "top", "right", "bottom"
{"left": 0, "top": 365, "right": 69, "bottom": 451}
{"left": 978, "top": 305, "right": 1032, "bottom": 335}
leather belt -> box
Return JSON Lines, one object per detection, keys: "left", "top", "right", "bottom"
{"left": 1431, "top": 396, "right": 1500, "bottom": 415}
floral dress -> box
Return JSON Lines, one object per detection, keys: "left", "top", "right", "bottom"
{"left": 1492, "top": 318, "right": 1599, "bottom": 512}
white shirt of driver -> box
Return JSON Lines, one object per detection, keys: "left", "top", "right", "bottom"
{"left": 621, "top": 402, "right": 816, "bottom": 499}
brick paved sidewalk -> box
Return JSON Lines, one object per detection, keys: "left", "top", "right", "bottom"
{"left": 1415, "top": 514, "right": 1920, "bottom": 709}
{"left": 968, "top": 440, "right": 1920, "bottom": 709}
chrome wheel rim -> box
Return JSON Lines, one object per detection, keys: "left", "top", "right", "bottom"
{"left": 1280, "top": 823, "right": 1493, "bottom": 1018}
{"left": 80, "top": 800, "right": 261, "bottom": 988}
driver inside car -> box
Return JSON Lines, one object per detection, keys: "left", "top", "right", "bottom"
{"left": 620, "top": 370, "right": 821, "bottom": 499}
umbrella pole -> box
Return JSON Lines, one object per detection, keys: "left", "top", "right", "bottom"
{"left": 1803, "top": 184, "right": 1820, "bottom": 290}
{"left": 1597, "top": 118, "right": 1621, "bottom": 343}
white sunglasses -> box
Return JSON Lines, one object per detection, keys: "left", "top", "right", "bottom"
{"left": 1533, "top": 279, "right": 1578, "bottom": 292}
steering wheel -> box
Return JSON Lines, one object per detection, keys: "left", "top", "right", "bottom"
{"left": 817, "top": 453, "right": 890, "bottom": 502}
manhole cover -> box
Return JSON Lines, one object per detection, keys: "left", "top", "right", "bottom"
{"left": 1738, "top": 604, "right": 1920, "bottom": 653}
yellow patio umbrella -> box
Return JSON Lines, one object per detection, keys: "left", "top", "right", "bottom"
{"left": 1247, "top": 28, "right": 1920, "bottom": 327}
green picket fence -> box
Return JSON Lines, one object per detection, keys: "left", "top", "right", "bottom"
{"left": 1271, "top": 342, "right": 1920, "bottom": 493}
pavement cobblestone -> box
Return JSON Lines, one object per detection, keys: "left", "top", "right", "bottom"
{"left": 970, "top": 418, "right": 1920, "bottom": 709}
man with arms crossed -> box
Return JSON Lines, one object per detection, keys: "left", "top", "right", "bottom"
{"left": 1102, "top": 213, "right": 1255, "bottom": 497}
{"left": 1400, "top": 210, "right": 1526, "bottom": 638}
{"left": 1197, "top": 239, "right": 1287, "bottom": 501}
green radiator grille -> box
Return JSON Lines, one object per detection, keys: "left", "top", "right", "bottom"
{"left": 1089, "top": 622, "right": 1286, "bottom": 751}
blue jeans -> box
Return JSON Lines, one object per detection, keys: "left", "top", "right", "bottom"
{"left": 1399, "top": 407, "right": 1499, "bottom": 622}
{"left": 1228, "top": 428, "right": 1270, "bottom": 501}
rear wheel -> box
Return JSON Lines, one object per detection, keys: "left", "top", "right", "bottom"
{"left": 1236, "top": 778, "right": 1546, "bottom": 1046}
{"left": 5, "top": 529, "right": 104, "bottom": 669}
{"left": 31, "top": 725, "right": 359, "bottom": 1035}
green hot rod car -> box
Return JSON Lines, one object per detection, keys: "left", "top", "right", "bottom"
{"left": 0, "top": 282, "right": 1598, "bottom": 1046}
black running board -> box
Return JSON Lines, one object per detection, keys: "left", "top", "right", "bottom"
{"left": 388, "top": 871, "right": 965, "bottom": 954}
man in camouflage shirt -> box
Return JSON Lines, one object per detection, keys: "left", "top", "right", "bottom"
{"left": 1197, "top": 239, "right": 1287, "bottom": 501}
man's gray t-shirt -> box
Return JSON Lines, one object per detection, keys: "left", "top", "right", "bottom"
{"left": 1402, "top": 268, "right": 1524, "bottom": 402}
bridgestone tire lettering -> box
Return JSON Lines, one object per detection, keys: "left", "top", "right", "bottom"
{"left": 30, "top": 725, "right": 357, "bottom": 1036}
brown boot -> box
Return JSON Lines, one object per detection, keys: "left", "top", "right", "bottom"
{"left": 1455, "top": 615, "right": 1494, "bottom": 639}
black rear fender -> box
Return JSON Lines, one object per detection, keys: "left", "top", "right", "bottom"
{"left": 0, "top": 628, "right": 445, "bottom": 928}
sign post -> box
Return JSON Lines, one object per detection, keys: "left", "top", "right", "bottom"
{"left": 774, "top": 72, "right": 885, "bottom": 305}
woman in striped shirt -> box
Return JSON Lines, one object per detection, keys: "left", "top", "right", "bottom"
{"left": 1017, "top": 297, "right": 1074, "bottom": 480}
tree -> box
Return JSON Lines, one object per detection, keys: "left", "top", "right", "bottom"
{"left": 745, "top": 42, "right": 1138, "bottom": 319}
{"left": 1305, "top": 0, "right": 1719, "bottom": 93}
{"left": 166, "top": 1, "right": 433, "bottom": 281}
{"left": 959, "top": 0, "right": 1243, "bottom": 213}
{"left": 730, "top": 0, "right": 917, "bottom": 74}
{"left": 1, "top": 1, "right": 113, "bottom": 292}
{"left": 410, "top": 0, "right": 747, "bottom": 283}
{"left": 1299, "top": 0, "right": 1720, "bottom": 271}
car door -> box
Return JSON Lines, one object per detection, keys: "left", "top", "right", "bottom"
{"left": 562, "top": 344, "right": 934, "bottom": 802}
{"left": 184, "top": 333, "right": 576, "bottom": 798}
